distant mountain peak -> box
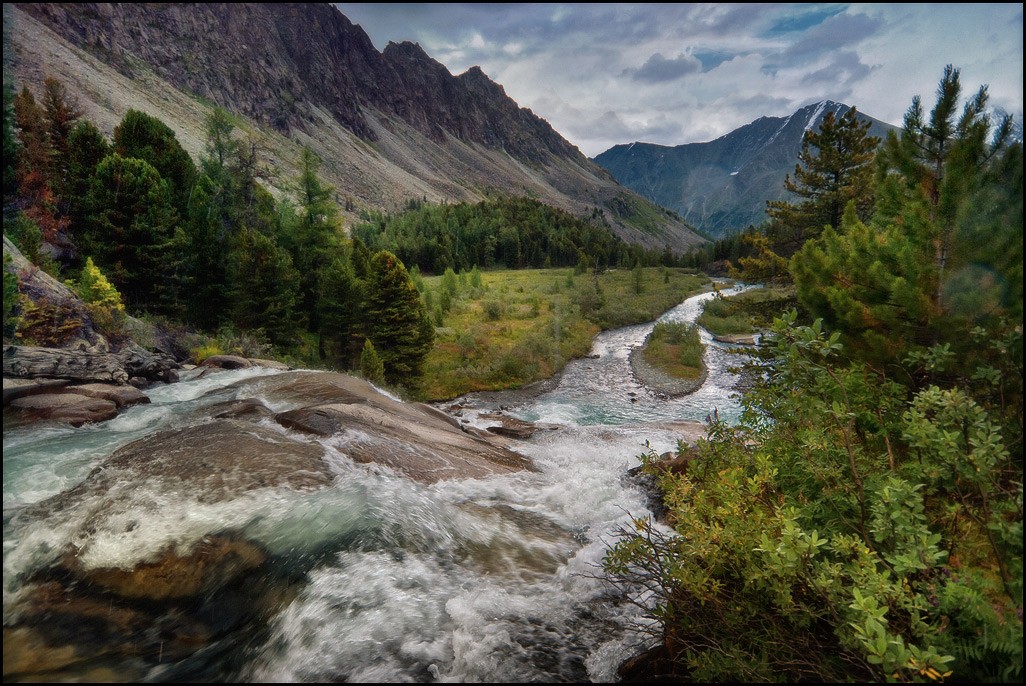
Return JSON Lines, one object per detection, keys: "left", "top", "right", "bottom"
{"left": 593, "top": 102, "right": 896, "bottom": 237}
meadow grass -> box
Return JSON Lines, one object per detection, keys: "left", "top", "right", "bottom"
{"left": 641, "top": 321, "right": 705, "bottom": 379}
{"left": 420, "top": 267, "right": 710, "bottom": 400}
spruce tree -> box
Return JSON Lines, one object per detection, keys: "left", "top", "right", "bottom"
{"left": 317, "top": 252, "right": 365, "bottom": 367}
{"left": 359, "top": 338, "right": 385, "bottom": 384}
{"left": 226, "top": 227, "right": 300, "bottom": 346}
{"left": 83, "top": 153, "right": 182, "bottom": 313}
{"left": 364, "top": 250, "right": 434, "bottom": 387}
{"left": 114, "top": 109, "right": 196, "bottom": 215}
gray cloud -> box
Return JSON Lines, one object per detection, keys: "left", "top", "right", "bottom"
{"left": 625, "top": 52, "right": 702, "bottom": 82}
{"left": 333, "top": 4, "right": 1022, "bottom": 156}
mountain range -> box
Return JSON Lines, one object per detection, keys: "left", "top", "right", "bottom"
{"left": 4, "top": 3, "right": 704, "bottom": 252}
{"left": 593, "top": 101, "right": 896, "bottom": 237}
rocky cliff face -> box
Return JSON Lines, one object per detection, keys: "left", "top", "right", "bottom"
{"left": 594, "top": 101, "right": 896, "bottom": 237}
{"left": 8, "top": 3, "right": 700, "bottom": 250}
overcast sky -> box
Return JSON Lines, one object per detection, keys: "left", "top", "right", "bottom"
{"left": 334, "top": 3, "right": 1023, "bottom": 157}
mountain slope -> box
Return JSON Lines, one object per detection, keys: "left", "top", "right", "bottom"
{"left": 593, "top": 101, "right": 896, "bottom": 237}
{"left": 4, "top": 3, "right": 704, "bottom": 251}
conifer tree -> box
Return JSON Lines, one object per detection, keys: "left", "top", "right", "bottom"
{"left": 317, "top": 251, "right": 365, "bottom": 367}
{"left": 114, "top": 109, "right": 196, "bottom": 215}
{"left": 64, "top": 121, "right": 111, "bottom": 230}
{"left": 83, "top": 153, "right": 182, "bottom": 313}
{"left": 285, "top": 146, "right": 341, "bottom": 326}
{"left": 226, "top": 226, "right": 300, "bottom": 346}
{"left": 364, "top": 250, "right": 434, "bottom": 387}
{"left": 359, "top": 338, "right": 385, "bottom": 385}
{"left": 877, "top": 64, "right": 1015, "bottom": 308}
{"left": 41, "top": 77, "right": 81, "bottom": 195}
{"left": 765, "top": 107, "right": 879, "bottom": 257}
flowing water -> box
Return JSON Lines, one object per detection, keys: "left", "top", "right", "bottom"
{"left": 2, "top": 285, "right": 749, "bottom": 682}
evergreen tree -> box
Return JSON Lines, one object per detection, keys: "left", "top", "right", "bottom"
{"left": 792, "top": 66, "right": 1021, "bottom": 364}
{"left": 41, "top": 77, "right": 82, "bottom": 195}
{"left": 364, "top": 250, "right": 434, "bottom": 388}
{"left": 765, "top": 107, "right": 879, "bottom": 257}
{"left": 317, "top": 251, "right": 365, "bottom": 367}
{"left": 83, "top": 153, "right": 182, "bottom": 313}
{"left": 284, "top": 146, "right": 341, "bottom": 326}
{"left": 877, "top": 64, "right": 1015, "bottom": 309}
{"left": 359, "top": 338, "right": 385, "bottom": 385}
{"left": 64, "top": 121, "right": 111, "bottom": 231}
{"left": 226, "top": 226, "right": 300, "bottom": 346}
{"left": 114, "top": 109, "right": 196, "bottom": 215}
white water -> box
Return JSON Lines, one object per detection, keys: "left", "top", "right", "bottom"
{"left": 2, "top": 286, "right": 749, "bottom": 682}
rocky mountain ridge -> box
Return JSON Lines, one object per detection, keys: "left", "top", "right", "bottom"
{"left": 6, "top": 2, "right": 703, "bottom": 251}
{"left": 594, "top": 100, "right": 896, "bottom": 237}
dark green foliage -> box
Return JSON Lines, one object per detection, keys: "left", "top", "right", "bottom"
{"left": 359, "top": 338, "right": 384, "bottom": 384}
{"left": 82, "top": 153, "right": 183, "bottom": 313}
{"left": 64, "top": 121, "right": 111, "bottom": 230}
{"left": 113, "top": 109, "right": 196, "bottom": 214}
{"left": 281, "top": 147, "right": 341, "bottom": 325}
{"left": 765, "top": 107, "right": 878, "bottom": 253}
{"left": 3, "top": 251, "right": 19, "bottom": 339}
{"left": 352, "top": 197, "right": 673, "bottom": 274}
{"left": 317, "top": 251, "right": 365, "bottom": 367}
{"left": 227, "top": 227, "right": 300, "bottom": 346}
{"left": 364, "top": 250, "right": 434, "bottom": 388}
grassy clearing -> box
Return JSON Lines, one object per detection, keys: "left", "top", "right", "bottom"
{"left": 697, "top": 286, "right": 798, "bottom": 336}
{"left": 642, "top": 321, "right": 705, "bottom": 379}
{"left": 420, "top": 267, "right": 710, "bottom": 400}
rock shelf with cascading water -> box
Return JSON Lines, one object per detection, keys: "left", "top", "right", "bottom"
{"left": 2, "top": 286, "right": 748, "bottom": 682}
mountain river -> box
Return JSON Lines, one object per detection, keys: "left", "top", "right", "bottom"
{"left": 3, "top": 285, "right": 749, "bottom": 682}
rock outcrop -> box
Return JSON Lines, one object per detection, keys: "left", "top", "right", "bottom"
{"left": 233, "top": 371, "right": 536, "bottom": 483}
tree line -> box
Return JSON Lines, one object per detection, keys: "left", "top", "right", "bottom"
{"left": 351, "top": 196, "right": 683, "bottom": 274}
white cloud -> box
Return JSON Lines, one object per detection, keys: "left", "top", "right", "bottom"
{"left": 336, "top": 3, "right": 1023, "bottom": 156}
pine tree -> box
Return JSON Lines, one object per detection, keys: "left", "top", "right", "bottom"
{"left": 83, "top": 153, "right": 182, "bottom": 312}
{"left": 114, "top": 109, "right": 196, "bottom": 215}
{"left": 364, "top": 250, "right": 434, "bottom": 387}
{"left": 765, "top": 107, "right": 879, "bottom": 257}
{"left": 359, "top": 338, "right": 385, "bottom": 385}
{"left": 877, "top": 64, "right": 1015, "bottom": 309}
{"left": 226, "top": 227, "right": 300, "bottom": 346}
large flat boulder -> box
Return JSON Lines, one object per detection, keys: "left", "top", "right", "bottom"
{"left": 239, "top": 371, "right": 537, "bottom": 483}
{"left": 8, "top": 393, "right": 118, "bottom": 426}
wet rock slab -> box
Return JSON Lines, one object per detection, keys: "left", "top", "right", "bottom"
{"left": 258, "top": 372, "right": 537, "bottom": 483}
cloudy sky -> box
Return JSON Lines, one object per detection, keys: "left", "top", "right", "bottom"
{"left": 335, "top": 3, "right": 1023, "bottom": 157}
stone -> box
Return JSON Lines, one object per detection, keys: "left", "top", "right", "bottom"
{"left": 2, "top": 377, "right": 71, "bottom": 405}
{"left": 61, "top": 383, "right": 149, "bottom": 409}
{"left": 71, "top": 536, "right": 267, "bottom": 601}
{"left": 200, "top": 355, "right": 252, "bottom": 370}
{"left": 8, "top": 393, "right": 118, "bottom": 426}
